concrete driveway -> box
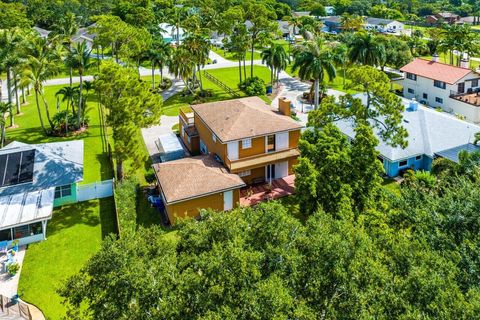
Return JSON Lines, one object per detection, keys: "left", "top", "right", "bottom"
{"left": 141, "top": 115, "right": 179, "bottom": 163}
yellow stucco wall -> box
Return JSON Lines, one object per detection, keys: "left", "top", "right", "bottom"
{"left": 194, "top": 114, "right": 227, "bottom": 160}
{"left": 165, "top": 189, "right": 241, "bottom": 224}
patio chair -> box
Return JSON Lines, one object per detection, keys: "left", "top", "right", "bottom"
{"left": 0, "top": 241, "right": 7, "bottom": 255}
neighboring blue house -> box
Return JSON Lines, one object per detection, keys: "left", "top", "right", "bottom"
{"left": 335, "top": 95, "right": 480, "bottom": 177}
{"left": 0, "top": 140, "right": 84, "bottom": 247}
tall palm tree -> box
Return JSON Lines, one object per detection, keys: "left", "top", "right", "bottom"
{"left": 261, "top": 44, "right": 290, "bottom": 87}
{"left": 184, "top": 34, "right": 211, "bottom": 92}
{"left": 0, "top": 28, "right": 24, "bottom": 127}
{"left": 292, "top": 38, "right": 336, "bottom": 109}
{"left": 0, "top": 102, "right": 11, "bottom": 148}
{"left": 168, "top": 47, "right": 196, "bottom": 94}
{"left": 348, "top": 32, "right": 386, "bottom": 67}
{"left": 65, "top": 41, "right": 93, "bottom": 127}
{"left": 23, "top": 36, "right": 61, "bottom": 134}
{"left": 144, "top": 41, "right": 171, "bottom": 89}
{"left": 332, "top": 43, "right": 348, "bottom": 87}
{"left": 51, "top": 12, "right": 78, "bottom": 87}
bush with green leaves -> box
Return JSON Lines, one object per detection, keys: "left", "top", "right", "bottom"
{"left": 7, "top": 262, "right": 20, "bottom": 276}
{"left": 238, "top": 77, "right": 266, "bottom": 96}
{"left": 114, "top": 178, "right": 138, "bottom": 236}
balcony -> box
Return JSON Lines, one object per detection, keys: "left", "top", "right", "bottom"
{"left": 450, "top": 90, "right": 480, "bottom": 107}
{"left": 225, "top": 148, "right": 300, "bottom": 173}
{"left": 179, "top": 107, "right": 194, "bottom": 127}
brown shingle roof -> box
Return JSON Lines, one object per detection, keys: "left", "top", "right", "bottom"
{"left": 400, "top": 58, "right": 473, "bottom": 84}
{"left": 153, "top": 155, "right": 245, "bottom": 204}
{"left": 191, "top": 97, "right": 303, "bottom": 142}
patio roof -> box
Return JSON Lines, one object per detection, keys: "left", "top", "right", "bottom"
{"left": 0, "top": 188, "right": 54, "bottom": 230}
{"left": 435, "top": 143, "right": 480, "bottom": 163}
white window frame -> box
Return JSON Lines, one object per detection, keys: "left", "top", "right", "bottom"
{"left": 238, "top": 170, "right": 251, "bottom": 177}
{"left": 242, "top": 138, "right": 252, "bottom": 149}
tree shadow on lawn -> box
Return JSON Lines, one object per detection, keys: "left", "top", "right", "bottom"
{"left": 48, "top": 198, "right": 117, "bottom": 239}
{"left": 47, "top": 201, "right": 102, "bottom": 237}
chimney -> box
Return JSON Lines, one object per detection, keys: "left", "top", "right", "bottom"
{"left": 432, "top": 53, "right": 439, "bottom": 62}
{"left": 278, "top": 97, "right": 292, "bottom": 117}
{"left": 460, "top": 58, "right": 469, "bottom": 69}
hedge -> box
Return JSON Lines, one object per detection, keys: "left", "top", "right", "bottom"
{"left": 114, "top": 178, "right": 138, "bottom": 236}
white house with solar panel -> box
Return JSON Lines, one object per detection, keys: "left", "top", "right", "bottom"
{"left": 0, "top": 140, "right": 84, "bottom": 247}
{"left": 335, "top": 94, "right": 480, "bottom": 177}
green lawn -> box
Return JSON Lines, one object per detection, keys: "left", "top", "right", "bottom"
{"left": 212, "top": 47, "right": 262, "bottom": 61}
{"left": 18, "top": 198, "right": 117, "bottom": 320}
{"left": 163, "top": 66, "right": 272, "bottom": 117}
{"left": 7, "top": 84, "right": 116, "bottom": 318}
{"left": 6, "top": 85, "right": 112, "bottom": 183}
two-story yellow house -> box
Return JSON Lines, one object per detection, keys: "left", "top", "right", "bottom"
{"left": 158, "top": 96, "right": 304, "bottom": 224}
{"left": 181, "top": 96, "right": 303, "bottom": 184}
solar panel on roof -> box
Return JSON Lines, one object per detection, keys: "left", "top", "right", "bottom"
{"left": 19, "top": 150, "right": 35, "bottom": 183}
{"left": 0, "top": 149, "right": 36, "bottom": 188}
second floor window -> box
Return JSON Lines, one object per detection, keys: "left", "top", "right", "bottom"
{"left": 267, "top": 135, "right": 276, "bottom": 152}
{"left": 406, "top": 73, "right": 417, "bottom": 81}
{"left": 242, "top": 138, "right": 252, "bottom": 149}
{"left": 407, "top": 88, "right": 414, "bottom": 94}
{"left": 435, "top": 97, "right": 443, "bottom": 104}
{"left": 434, "top": 80, "right": 446, "bottom": 89}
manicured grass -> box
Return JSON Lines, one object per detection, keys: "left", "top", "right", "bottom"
{"left": 6, "top": 85, "right": 113, "bottom": 183}
{"left": 212, "top": 47, "right": 262, "bottom": 61}
{"left": 162, "top": 66, "right": 272, "bottom": 117}
{"left": 18, "top": 198, "right": 117, "bottom": 320}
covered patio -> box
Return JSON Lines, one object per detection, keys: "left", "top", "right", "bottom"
{"left": 0, "top": 188, "right": 54, "bottom": 248}
{"left": 240, "top": 175, "right": 295, "bottom": 207}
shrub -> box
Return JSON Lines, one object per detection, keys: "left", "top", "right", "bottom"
{"left": 7, "top": 262, "right": 20, "bottom": 276}
{"left": 238, "top": 77, "right": 266, "bottom": 96}
{"left": 114, "top": 178, "right": 138, "bottom": 236}
{"left": 145, "top": 167, "right": 157, "bottom": 184}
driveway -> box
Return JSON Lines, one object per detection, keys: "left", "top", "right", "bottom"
{"left": 141, "top": 115, "right": 179, "bottom": 163}
{"left": 271, "top": 71, "right": 346, "bottom": 126}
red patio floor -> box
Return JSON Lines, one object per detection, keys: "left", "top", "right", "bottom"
{"left": 239, "top": 175, "right": 295, "bottom": 207}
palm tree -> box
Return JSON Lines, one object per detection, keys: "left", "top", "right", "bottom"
{"left": 0, "top": 28, "right": 24, "bottom": 127}
{"left": 184, "top": 34, "right": 211, "bottom": 92}
{"left": 65, "top": 41, "right": 93, "bottom": 127}
{"left": 292, "top": 38, "right": 336, "bottom": 109}
{"left": 261, "top": 44, "right": 290, "bottom": 87}
{"left": 144, "top": 41, "right": 171, "bottom": 89}
{"left": 348, "top": 32, "right": 386, "bottom": 67}
{"left": 332, "top": 43, "right": 348, "bottom": 87}
{"left": 55, "top": 86, "right": 79, "bottom": 113}
{"left": 340, "top": 14, "right": 364, "bottom": 32}
{"left": 168, "top": 47, "right": 196, "bottom": 94}
{"left": 0, "top": 102, "right": 11, "bottom": 148}
{"left": 22, "top": 36, "right": 62, "bottom": 134}
{"left": 51, "top": 12, "right": 78, "bottom": 87}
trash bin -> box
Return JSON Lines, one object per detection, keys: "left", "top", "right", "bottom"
{"left": 266, "top": 85, "right": 273, "bottom": 94}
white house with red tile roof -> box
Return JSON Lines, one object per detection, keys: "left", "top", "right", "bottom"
{"left": 400, "top": 57, "right": 480, "bottom": 123}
